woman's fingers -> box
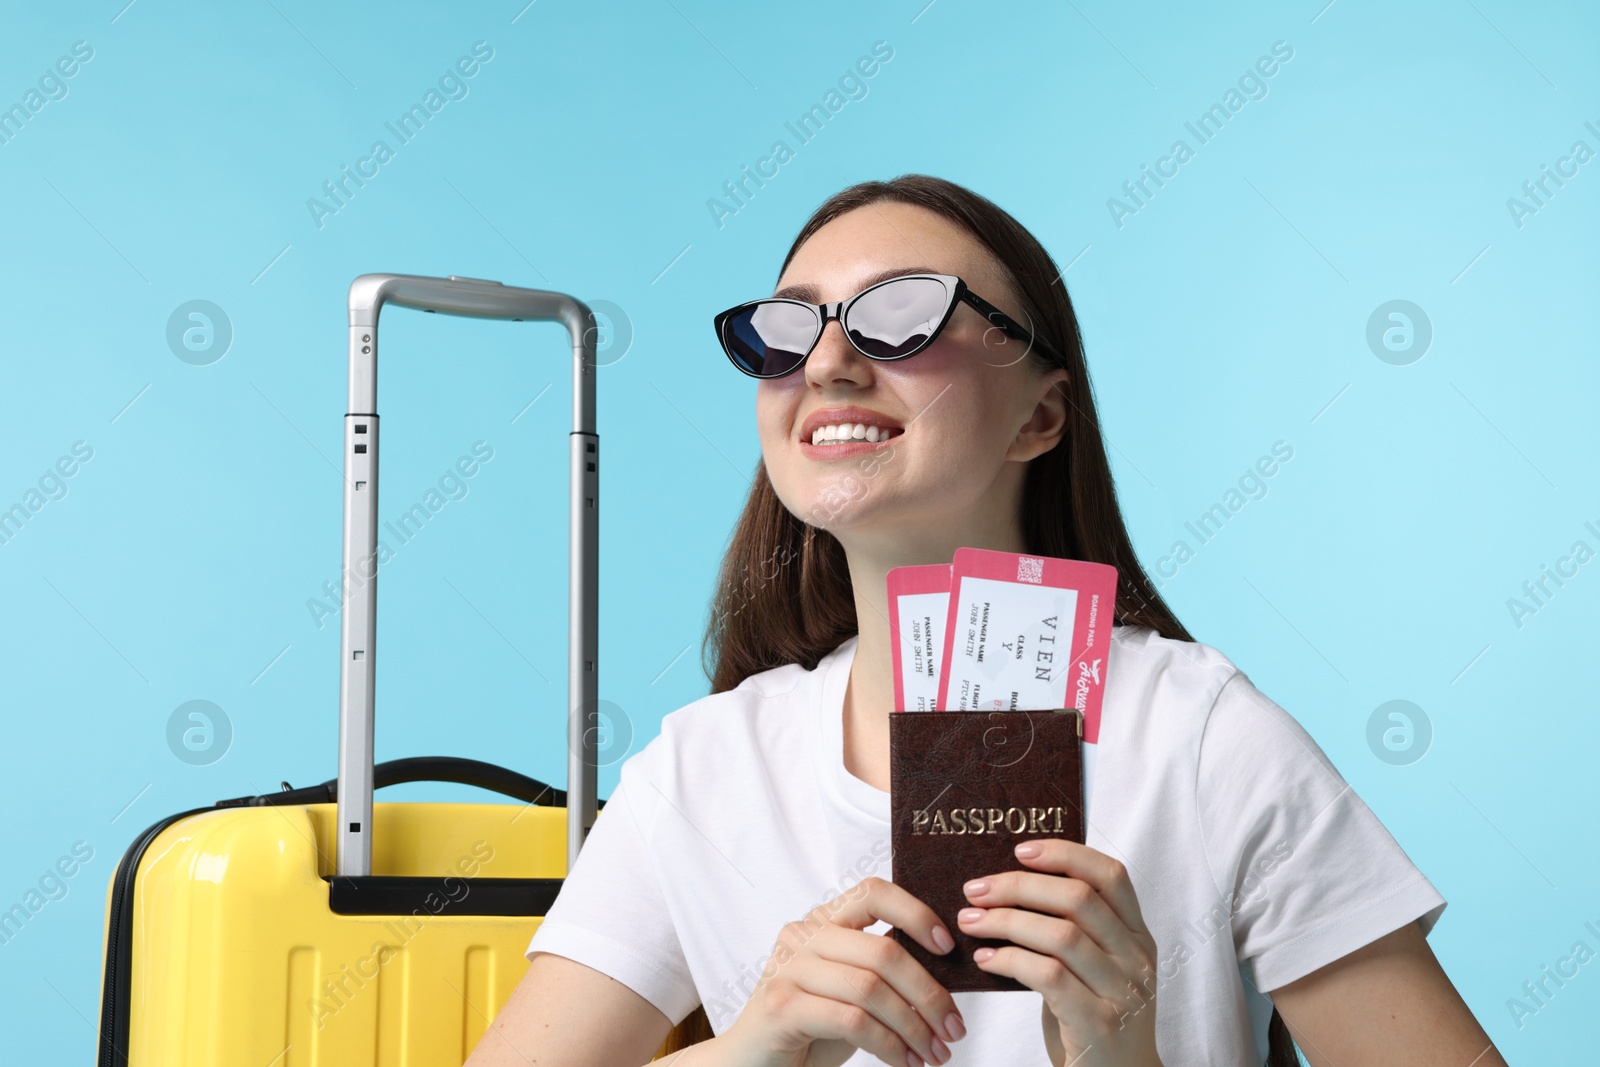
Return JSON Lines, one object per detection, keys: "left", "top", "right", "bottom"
{"left": 799, "top": 918, "right": 961, "bottom": 1044}
{"left": 808, "top": 875, "right": 956, "bottom": 959}
{"left": 777, "top": 877, "right": 965, "bottom": 1043}
{"left": 957, "top": 840, "right": 1161, "bottom": 1021}
{"left": 806, "top": 877, "right": 964, "bottom": 1043}
{"left": 1006, "top": 840, "right": 1150, "bottom": 937}
{"left": 723, "top": 876, "right": 968, "bottom": 1067}
{"left": 961, "top": 871, "right": 1143, "bottom": 987}
{"left": 780, "top": 949, "right": 952, "bottom": 1067}
{"left": 956, "top": 901, "right": 1124, "bottom": 999}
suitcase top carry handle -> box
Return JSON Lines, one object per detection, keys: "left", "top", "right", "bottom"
{"left": 338, "top": 273, "right": 600, "bottom": 879}
{"left": 349, "top": 273, "right": 594, "bottom": 328}
{"left": 346, "top": 274, "right": 597, "bottom": 430}
{"left": 215, "top": 756, "right": 605, "bottom": 810}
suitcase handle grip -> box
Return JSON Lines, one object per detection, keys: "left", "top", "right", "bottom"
{"left": 214, "top": 756, "right": 604, "bottom": 811}
{"left": 348, "top": 273, "right": 594, "bottom": 330}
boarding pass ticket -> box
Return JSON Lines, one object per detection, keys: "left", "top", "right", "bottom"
{"left": 887, "top": 563, "right": 951, "bottom": 712}
{"left": 937, "top": 548, "right": 1117, "bottom": 732}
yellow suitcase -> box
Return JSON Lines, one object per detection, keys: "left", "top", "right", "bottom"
{"left": 95, "top": 276, "right": 681, "bottom": 1065}
{"left": 97, "top": 763, "right": 583, "bottom": 1066}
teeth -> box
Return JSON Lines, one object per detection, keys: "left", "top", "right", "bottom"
{"left": 809, "top": 421, "right": 900, "bottom": 445}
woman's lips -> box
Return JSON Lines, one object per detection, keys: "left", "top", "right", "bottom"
{"left": 798, "top": 430, "right": 903, "bottom": 460}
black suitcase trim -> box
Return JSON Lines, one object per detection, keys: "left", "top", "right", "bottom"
{"left": 98, "top": 804, "right": 212, "bottom": 1067}
{"left": 326, "top": 875, "right": 565, "bottom": 916}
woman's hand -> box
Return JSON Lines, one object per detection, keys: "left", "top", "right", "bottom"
{"left": 957, "top": 839, "right": 1163, "bottom": 1067}
{"left": 714, "top": 876, "right": 967, "bottom": 1067}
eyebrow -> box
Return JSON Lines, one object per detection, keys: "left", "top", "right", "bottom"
{"left": 771, "top": 265, "right": 945, "bottom": 303}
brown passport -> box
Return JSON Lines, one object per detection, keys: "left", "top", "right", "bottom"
{"left": 888, "top": 708, "right": 1085, "bottom": 993}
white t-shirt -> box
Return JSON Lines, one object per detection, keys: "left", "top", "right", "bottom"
{"left": 526, "top": 625, "right": 1446, "bottom": 1066}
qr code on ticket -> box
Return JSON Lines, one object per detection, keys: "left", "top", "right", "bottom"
{"left": 1016, "top": 556, "right": 1044, "bottom": 584}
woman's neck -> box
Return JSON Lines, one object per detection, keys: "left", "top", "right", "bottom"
{"left": 837, "top": 520, "right": 1031, "bottom": 790}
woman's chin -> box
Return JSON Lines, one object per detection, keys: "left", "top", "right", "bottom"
{"left": 770, "top": 471, "right": 925, "bottom": 534}
{"left": 799, "top": 494, "right": 917, "bottom": 538}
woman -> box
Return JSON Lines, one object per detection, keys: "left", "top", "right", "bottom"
{"left": 467, "top": 175, "right": 1505, "bottom": 1067}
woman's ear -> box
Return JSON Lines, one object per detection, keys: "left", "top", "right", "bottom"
{"left": 1005, "top": 367, "right": 1071, "bottom": 463}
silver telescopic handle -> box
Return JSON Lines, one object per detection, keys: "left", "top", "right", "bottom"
{"left": 336, "top": 273, "right": 599, "bottom": 879}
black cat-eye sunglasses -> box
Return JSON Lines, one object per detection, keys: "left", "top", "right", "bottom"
{"left": 713, "top": 272, "right": 1065, "bottom": 379}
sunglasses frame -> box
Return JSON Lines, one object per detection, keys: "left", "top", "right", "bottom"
{"left": 713, "top": 272, "right": 1065, "bottom": 380}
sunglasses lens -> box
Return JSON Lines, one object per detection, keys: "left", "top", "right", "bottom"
{"left": 847, "top": 276, "right": 952, "bottom": 359}
{"left": 723, "top": 302, "right": 819, "bottom": 377}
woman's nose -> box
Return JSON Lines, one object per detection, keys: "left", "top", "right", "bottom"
{"left": 804, "top": 316, "right": 871, "bottom": 385}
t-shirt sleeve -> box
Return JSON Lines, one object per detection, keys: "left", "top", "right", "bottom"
{"left": 524, "top": 747, "right": 700, "bottom": 1027}
{"left": 1195, "top": 670, "right": 1447, "bottom": 993}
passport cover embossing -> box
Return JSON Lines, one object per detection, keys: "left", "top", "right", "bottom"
{"left": 888, "top": 708, "right": 1085, "bottom": 993}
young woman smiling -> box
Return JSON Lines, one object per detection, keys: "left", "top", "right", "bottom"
{"left": 466, "top": 176, "right": 1506, "bottom": 1067}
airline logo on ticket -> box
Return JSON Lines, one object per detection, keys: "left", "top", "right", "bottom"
{"left": 936, "top": 548, "right": 1118, "bottom": 742}
{"left": 887, "top": 564, "right": 950, "bottom": 712}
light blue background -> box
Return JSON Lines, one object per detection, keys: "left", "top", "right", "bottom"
{"left": 2, "top": 0, "right": 1595, "bottom": 1060}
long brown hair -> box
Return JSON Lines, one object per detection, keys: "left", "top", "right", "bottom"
{"left": 661, "top": 175, "right": 1301, "bottom": 1067}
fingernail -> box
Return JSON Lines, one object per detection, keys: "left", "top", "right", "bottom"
{"left": 930, "top": 1036, "right": 950, "bottom": 1063}
{"left": 944, "top": 1011, "right": 966, "bottom": 1041}
{"left": 931, "top": 924, "right": 954, "bottom": 953}
{"left": 906, "top": 1049, "right": 924, "bottom": 1067}
{"left": 974, "top": 947, "right": 996, "bottom": 963}
{"left": 963, "top": 879, "right": 988, "bottom": 897}
{"left": 1015, "top": 841, "right": 1040, "bottom": 857}
{"left": 958, "top": 907, "right": 984, "bottom": 924}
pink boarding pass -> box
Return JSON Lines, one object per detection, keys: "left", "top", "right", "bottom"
{"left": 887, "top": 564, "right": 951, "bottom": 711}
{"left": 935, "top": 547, "right": 1118, "bottom": 742}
